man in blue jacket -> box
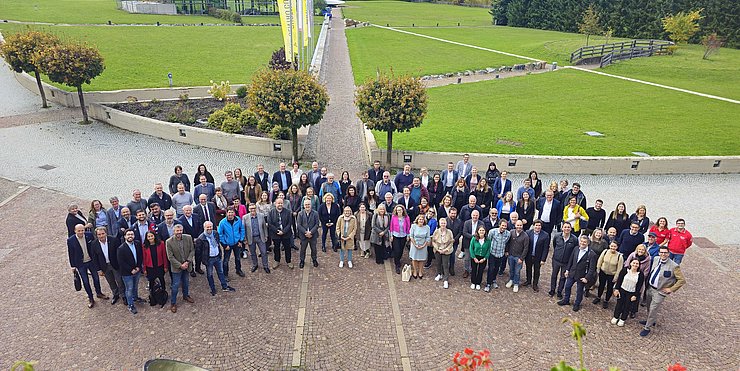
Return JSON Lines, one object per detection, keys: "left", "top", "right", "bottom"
{"left": 218, "top": 208, "right": 245, "bottom": 278}
{"left": 68, "top": 224, "right": 109, "bottom": 308}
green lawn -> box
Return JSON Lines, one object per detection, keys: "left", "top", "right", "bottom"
{"left": 0, "top": 24, "right": 282, "bottom": 91}
{"left": 372, "top": 68, "right": 740, "bottom": 156}
{"left": 342, "top": 1, "right": 492, "bottom": 26}
{"left": 346, "top": 26, "right": 528, "bottom": 83}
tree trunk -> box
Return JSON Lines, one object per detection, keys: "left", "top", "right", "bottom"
{"left": 585, "top": 34, "right": 590, "bottom": 47}
{"left": 386, "top": 130, "right": 393, "bottom": 171}
{"left": 77, "top": 86, "right": 89, "bottom": 124}
{"left": 34, "top": 70, "right": 48, "bottom": 108}
{"left": 291, "top": 127, "right": 299, "bottom": 163}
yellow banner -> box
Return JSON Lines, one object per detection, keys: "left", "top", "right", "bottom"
{"left": 302, "top": 0, "right": 310, "bottom": 45}
{"left": 277, "top": 0, "right": 294, "bottom": 62}
{"left": 290, "top": 0, "right": 299, "bottom": 59}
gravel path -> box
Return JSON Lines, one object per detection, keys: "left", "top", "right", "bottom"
{"left": 0, "top": 62, "right": 62, "bottom": 117}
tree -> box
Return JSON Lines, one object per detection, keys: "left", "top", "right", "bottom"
{"left": 268, "top": 47, "right": 295, "bottom": 71}
{"left": 0, "top": 31, "right": 60, "bottom": 108}
{"left": 36, "top": 41, "right": 104, "bottom": 124}
{"left": 662, "top": 9, "right": 703, "bottom": 46}
{"left": 701, "top": 32, "right": 723, "bottom": 60}
{"left": 578, "top": 4, "right": 602, "bottom": 46}
{"left": 247, "top": 68, "right": 328, "bottom": 161}
{"left": 355, "top": 73, "right": 428, "bottom": 170}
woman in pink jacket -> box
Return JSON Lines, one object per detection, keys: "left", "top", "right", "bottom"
{"left": 389, "top": 205, "right": 410, "bottom": 275}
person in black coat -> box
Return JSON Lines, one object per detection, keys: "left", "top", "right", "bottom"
{"left": 444, "top": 208, "right": 463, "bottom": 276}
{"left": 66, "top": 203, "right": 90, "bottom": 237}
{"left": 318, "top": 193, "right": 341, "bottom": 252}
{"left": 117, "top": 229, "right": 144, "bottom": 314}
{"left": 179, "top": 205, "right": 204, "bottom": 275}
{"left": 68, "top": 224, "right": 107, "bottom": 307}
{"left": 558, "top": 235, "right": 597, "bottom": 311}
{"left": 536, "top": 191, "right": 562, "bottom": 234}
{"left": 90, "top": 227, "right": 124, "bottom": 304}
{"left": 524, "top": 220, "right": 550, "bottom": 292}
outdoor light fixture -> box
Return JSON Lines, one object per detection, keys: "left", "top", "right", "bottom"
{"left": 273, "top": 143, "right": 282, "bottom": 152}
{"left": 179, "top": 129, "right": 186, "bottom": 137}
{"left": 403, "top": 154, "right": 412, "bottom": 163}
{"left": 508, "top": 159, "right": 517, "bottom": 167}
{"left": 631, "top": 161, "right": 639, "bottom": 170}
{"left": 713, "top": 160, "right": 721, "bottom": 168}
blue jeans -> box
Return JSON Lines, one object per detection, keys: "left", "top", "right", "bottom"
{"left": 508, "top": 255, "right": 523, "bottom": 285}
{"left": 206, "top": 255, "right": 228, "bottom": 292}
{"left": 171, "top": 270, "right": 190, "bottom": 305}
{"left": 77, "top": 260, "right": 102, "bottom": 300}
{"left": 122, "top": 272, "right": 140, "bottom": 307}
{"left": 669, "top": 252, "right": 684, "bottom": 264}
{"left": 563, "top": 277, "right": 586, "bottom": 306}
{"left": 339, "top": 249, "right": 353, "bottom": 262}
{"left": 486, "top": 256, "right": 505, "bottom": 285}
{"left": 222, "top": 244, "right": 242, "bottom": 276}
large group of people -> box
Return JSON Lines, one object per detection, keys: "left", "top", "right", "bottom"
{"left": 66, "top": 156, "right": 691, "bottom": 337}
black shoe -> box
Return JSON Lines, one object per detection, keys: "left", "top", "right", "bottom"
{"left": 584, "top": 290, "right": 591, "bottom": 298}
{"left": 629, "top": 312, "right": 636, "bottom": 319}
{"left": 135, "top": 297, "right": 147, "bottom": 303}
{"left": 640, "top": 301, "right": 646, "bottom": 307}
{"left": 639, "top": 320, "right": 647, "bottom": 325}
{"left": 299, "top": 261, "right": 305, "bottom": 269}
{"left": 196, "top": 269, "right": 205, "bottom": 275}
{"left": 592, "top": 298, "right": 601, "bottom": 305}
{"left": 557, "top": 292, "right": 563, "bottom": 300}
{"left": 129, "top": 305, "right": 138, "bottom": 315}
{"left": 313, "top": 260, "right": 319, "bottom": 267}
{"left": 449, "top": 271, "right": 455, "bottom": 277}
{"left": 533, "top": 285, "right": 539, "bottom": 292}
{"left": 111, "top": 296, "right": 119, "bottom": 305}
{"left": 522, "top": 281, "right": 531, "bottom": 287}
{"left": 264, "top": 268, "right": 271, "bottom": 274}
{"left": 322, "top": 246, "right": 327, "bottom": 252}
{"left": 292, "top": 245, "right": 299, "bottom": 251}
{"left": 557, "top": 300, "right": 569, "bottom": 306}
{"left": 548, "top": 290, "right": 555, "bottom": 297}
{"left": 237, "top": 270, "right": 245, "bottom": 277}
{"left": 251, "top": 266, "right": 259, "bottom": 273}
{"left": 395, "top": 266, "right": 401, "bottom": 274}
{"left": 602, "top": 301, "right": 609, "bottom": 309}
{"left": 332, "top": 246, "right": 338, "bottom": 252}
{"left": 572, "top": 305, "right": 581, "bottom": 312}
{"left": 222, "top": 286, "right": 236, "bottom": 292}
{"left": 211, "top": 290, "right": 216, "bottom": 296}
{"left": 190, "top": 271, "right": 197, "bottom": 278}
{"left": 423, "top": 262, "right": 432, "bottom": 269}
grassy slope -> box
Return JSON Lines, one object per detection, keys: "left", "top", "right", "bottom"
{"left": 0, "top": 24, "right": 282, "bottom": 91}
{"left": 346, "top": 26, "right": 527, "bottom": 84}
{"left": 373, "top": 68, "right": 740, "bottom": 156}
{"left": 342, "top": 1, "right": 491, "bottom": 26}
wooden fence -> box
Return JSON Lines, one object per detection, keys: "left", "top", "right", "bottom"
{"left": 570, "top": 39, "right": 674, "bottom": 66}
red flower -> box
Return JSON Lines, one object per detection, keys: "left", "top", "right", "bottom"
{"left": 463, "top": 348, "right": 475, "bottom": 356}
{"left": 667, "top": 363, "right": 687, "bottom": 371}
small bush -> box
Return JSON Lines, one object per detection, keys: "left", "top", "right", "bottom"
{"left": 232, "top": 13, "right": 242, "bottom": 23}
{"left": 207, "top": 109, "right": 229, "bottom": 129}
{"left": 235, "top": 85, "right": 248, "bottom": 98}
{"left": 167, "top": 103, "right": 195, "bottom": 124}
{"left": 221, "top": 117, "right": 243, "bottom": 134}
{"left": 238, "top": 109, "right": 259, "bottom": 127}
{"left": 257, "top": 119, "right": 274, "bottom": 133}
{"left": 208, "top": 7, "right": 242, "bottom": 24}
{"left": 269, "top": 125, "right": 291, "bottom": 140}
{"left": 179, "top": 93, "right": 189, "bottom": 101}
{"left": 222, "top": 102, "right": 243, "bottom": 117}
{"left": 150, "top": 98, "right": 160, "bottom": 104}
{"left": 208, "top": 80, "right": 232, "bottom": 101}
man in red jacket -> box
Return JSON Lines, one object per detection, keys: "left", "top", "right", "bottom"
{"left": 666, "top": 219, "right": 692, "bottom": 264}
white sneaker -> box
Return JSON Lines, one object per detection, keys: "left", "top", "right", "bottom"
{"left": 458, "top": 252, "right": 465, "bottom": 259}
{"left": 339, "top": 261, "right": 344, "bottom": 268}
{"left": 611, "top": 318, "right": 619, "bottom": 325}
{"left": 484, "top": 285, "right": 491, "bottom": 292}
{"left": 513, "top": 285, "right": 519, "bottom": 293}
{"left": 434, "top": 274, "right": 442, "bottom": 281}
{"left": 493, "top": 282, "right": 499, "bottom": 289}
{"left": 475, "top": 285, "right": 481, "bottom": 290}
{"left": 617, "top": 320, "right": 625, "bottom": 327}
{"left": 505, "top": 280, "right": 513, "bottom": 288}
{"left": 470, "top": 284, "right": 476, "bottom": 290}
{"left": 443, "top": 281, "right": 449, "bottom": 289}
{"left": 348, "top": 261, "right": 353, "bottom": 269}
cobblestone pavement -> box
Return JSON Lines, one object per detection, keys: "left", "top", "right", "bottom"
{"left": 0, "top": 62, "right": 64, "bottom": 117}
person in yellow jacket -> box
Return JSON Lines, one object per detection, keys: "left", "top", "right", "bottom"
{"left": 563, "top": 196, "right": 589, "bottom": 235}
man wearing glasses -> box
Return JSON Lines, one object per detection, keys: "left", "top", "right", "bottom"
{"left": 639, "top": 246, "right": 685, "bottom": 336}
{"left": 666, "top": 219, "right": 692, "bottom": 264}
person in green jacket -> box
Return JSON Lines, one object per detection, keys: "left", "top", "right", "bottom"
{"left": 469, "top": 226, "right": 491, "bottom": 290}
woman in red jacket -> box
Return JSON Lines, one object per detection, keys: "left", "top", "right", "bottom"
{"left": 142, "top": 231, "right": 168, "bottom": 299}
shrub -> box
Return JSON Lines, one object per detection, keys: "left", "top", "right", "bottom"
{"left": 238, "top": 109, "right": 258, "bottom": 127}
{"left": 208, "top": 7, "right": 242, "bottom": 24}
{"left": 269, "top": 125, "right": 291, "bottom": 140}
{"left": 269, "top": 47, "right": 294, "bottom": 71}
{"left": 150, "top": 98, "right": 159, "bottom": 104}
{"left": 207, "top": 109, "right": 229, "bottom": 129}
{"left": 208, "top": 80, "right": 232, "bottom": 101}
{"left": 221, "top": 117, "right": 242, "bottom": 134}
{"left": 232, "top": 12, "right": 242, "bottom": 23}
{"left": 235, "top": 85, "right": 248, "bottom": 98}
{"left": 167, "top": 103, "right": 195, "bottom": 124}
{"left": 179, "top": 93, "right": 189, "bottom": 101}
{"left": 222, "top": 102, "right": 243, "bottom": 117}
{"left": 257, "top": 118, "right": 274, "bottom": 133}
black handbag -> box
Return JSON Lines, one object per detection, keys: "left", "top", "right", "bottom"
{"left": 73, "top": 270, "right": 82, "bottom": 291}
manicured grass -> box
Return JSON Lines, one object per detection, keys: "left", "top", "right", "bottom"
{"left": 0, "top": 24, "right": 282, "bottom": 91}
{"left": 0, "top": 0, "right": 239, "bottom": 24}
{"left": 602, "top": 44, "right": 740, "bottom": 101}
{"left": 342, "top": 1, "right": 492, "bottom": 26}
{"left": 346, "top": 26, "right": 528, "bottom": 84}
{"left": 372, "top": 68, "right": 740, "bottom": 156}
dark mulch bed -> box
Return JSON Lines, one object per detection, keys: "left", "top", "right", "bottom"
{"left": 107, "top": 97, "right": 267, "bottom": 138}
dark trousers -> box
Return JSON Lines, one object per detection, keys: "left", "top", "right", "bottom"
{"left": 222, "top": 244, "right": 242, "bottom": 276}
{"left": 613, "top": 288, "right": 638, "bottom": 320}
{"left": 596, "top": 271, "right": 615, "bottom": 301}
{"left": 372, "top": 243, "right": 386, "bottom": 264}
{"left": 300, "top": 236, "right": 318, "bottom": 263}
{"left": 102, "top": 263, "right": 124, "bottom": 298}
{"left": 541, "top": 221, "right": 556, "bottom": 235}
{"left": 449, "top": 241, "right": 458, "bottom": 275}
{"left": 391, "top": 236, "right": 406, "bottom": 268}
{"left": 498, "top": 254, "right": 507, "bottom": 275}
{"left": 321, "top": 224, "right": 337, "bottom": 250}
{"left": 273, "top": 235, "right": 292, "bottom": 263}
{"left": 78, "top": 260, "right": 103, "bottom": 300}
{"left": 470, "top": 258, "right": 486, "bottom": 285}
{"left": 195, "top": 242, "right": 205, "bottom": 271}
{"left": 550, "top": 260, "right": 567, "bottom": 294}
{"left": 146, "top": 266, "right": 166, "bottom": 294}
{"left": 486, "top": 256, "right": 505, "bottom": 285}
{"left": 563, "top": 277, "right": 586, "bottom": 306}
{"left": 425, "top": 246, "right": 434, "bottom": 265}
{"left": 524, "top": 254, "right": 541, "bottom": 285}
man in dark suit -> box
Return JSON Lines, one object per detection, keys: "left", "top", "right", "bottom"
{"left": 193, "top": 194, "right": 216, "bottom": 225}
{"left": 179, "top": 205, "right": 204, "bottom": 276}
{"left": 117, "top": 229, "right": 144, "bottom": 314}
{"left": 68, "top": 224, "right": 109, "bottom": 308}
{"left": 367, "top": 160, "right": 384, "bottom": 184}
{"left": 131, "top": 209, "right": 155, "bottom": 246}
{"left": 307, "top": 161, "right": 322, "bottom": 187}
{"left": 398, "top": 187, "right": 418, "bottom": 221}
{"left": 272, "top": 162, "right": 292, "bottom": 193}
{"left": 524, "top": 220, "right": 550, "bottom": 292}
{"left": 157, "top": 209, "right": 181, "bottom": 243}
{"left": 445, "top": 207, "right": 463, "bottom": 277}
{"left": 461, "top": 210, "right": 482, "bottom": 279}
{"left": 536, "top": 190, "right": 562, "bottom": 234}
{"left": 117, "top": 207, "right": 134, "bottom": 242}
{"left": 440, "top": 162, "right": 458, "bottom": 194}
{"left": 459, "top": 195, "right": 482, "bottom": 222}
{"left": 549, "top": 222, "right": 578, "bottom": 298}
{"left": 558, "top": 235, "right": 597, "bottom": 311}
{"left": 254, "top": 163, "right": 271, "bottom": 192}
{"left": 90, "top": 227, "right": 124, "bottom": 305}
{"left": 267, "top": 198, "right": 294, "bottom": 269}
{"left": 296, "top": 199, "right": 320, "bottom": 269}
{"left": 483, "top": 208, "right": 500, "bottom": 232}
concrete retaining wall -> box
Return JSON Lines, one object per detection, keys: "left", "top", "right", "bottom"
{"left": 120, "top": 1, "right": 177, "bottom": 14}
{"left": 369, "top": 148, "right": 740, "bottom": 175}
{"left": 89, "top": 103, "right": 302, "bottom": 158}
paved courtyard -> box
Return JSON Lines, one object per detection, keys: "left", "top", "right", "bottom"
{"left": 1, "top": 20, "right": 739, "bottom": 371}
